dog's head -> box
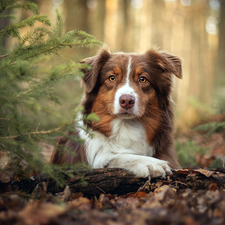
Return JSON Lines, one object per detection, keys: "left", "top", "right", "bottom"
{"left": 81, "top": 46, "right": 182, "bottom": 121}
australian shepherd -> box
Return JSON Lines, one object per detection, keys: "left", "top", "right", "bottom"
{"left": 51, "top": 46, "right": 182, "bottom": 178}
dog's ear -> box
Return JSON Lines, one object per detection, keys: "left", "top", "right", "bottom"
{"left": 80, "top": 46, "right": 111, "bottom": 93}
{"left": 146, "top": 49, "right": 183, "bottom": 79}
{"left": 158, "top": 51, "right": 182, "bottom": 79}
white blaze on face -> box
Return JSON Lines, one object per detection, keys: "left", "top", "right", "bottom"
{"left": 126, "top": 56, "right": 132, "bottom": 86}
{"left": 114, "top": 56, "right": 138, "bottom": 116}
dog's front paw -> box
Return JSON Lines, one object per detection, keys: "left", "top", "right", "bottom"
{"left": 131, "top": 157, "right": 172, "bottom": 178}
{"left": 108, "top": 155, "right": 172, "bottom": 179}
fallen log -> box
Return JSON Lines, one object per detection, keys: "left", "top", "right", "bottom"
{"left": 7, "top": 168, "right": 147, "bottom": 197}
{"left": 2, "top": 168, "right": 225, "bottom": 198}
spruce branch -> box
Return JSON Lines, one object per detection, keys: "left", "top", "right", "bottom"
{"left": 0, "top": 54, "right": 8, "bottom": 59}
{"left": 5, "top": 2, "right": 40, "bottom": 15}
{"left": 0, "top": 1, "right": 101, "bottom": 186}
{"left": 0, "top": 123, "right": 68, "bottom": 139}
{"left": 0, "top": 14, "right": 15, "bottom": 19}
{"left": 9, "top": 32, "right": 33, "bottom": 63}
{"left": 18, "top": 33, "right": 101, "bottom": 62}
{"left": 53, "top": 49, "right": 73, "bottom": 64}
{"left": 16, "top": 66, "right": 76, "bottom": 98}
{"left": 0, "top": 0, "right": 13, "bottom": 13}
{"left": 0, "top": 15, "right": 51, "bottom": 38}
{"left": 54, "top": 9, "right": 63, "bottom": 39}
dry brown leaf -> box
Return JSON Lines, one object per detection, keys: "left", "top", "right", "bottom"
{"left": 174, "top": 168, "right": 217, "bottom": 178}
{"left": 143, "top": 185, "right": 176, "bottom": 209}
{"left": 71, "top": 192, "right": 83, "bottom": 200}
{"left": 61, "top": 185, "right": 71, "bottom": 202}
{"left": 154, "top": 185, "right": 176, "bottom": 196}
{"left": 18, "top": 201, "right": 67, "bottom": 225}
{"left": 114, "top": 197, "right": 139, "bottom": 209}
{"left": 125, "top": 191, "right": 147, "bottom": 198}
{"left": 209, "top": 182, "right": 218, "bottom": 191}
{"left": 195, "top": 168, "right": 217, "bottom": 177}
{"left": 173, "top": 168, "right": 195, "bottom": 175}
{"left": 68, "top": 197, "right": 91, "bottom": 210}
{"left": 156, "top": 181, "right": 164, "bottom": 188}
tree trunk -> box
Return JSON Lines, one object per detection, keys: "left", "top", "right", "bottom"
{"left": 217, "top": 0, "right": 225, "bottom": 79}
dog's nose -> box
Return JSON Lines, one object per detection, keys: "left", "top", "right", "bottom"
{"left": 119, "top": 95, "right": 135, "bottom": 109}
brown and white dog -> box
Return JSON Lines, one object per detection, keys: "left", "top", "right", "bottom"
{"left": 51, "top": 46, "right": 182, "bottom": 178}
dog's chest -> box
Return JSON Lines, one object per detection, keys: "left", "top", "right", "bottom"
{"left": 109, "top": 118, "right": 153, "bottom": 154}
{"left": 78, "top": 118, "right": 154, "bottom": 167}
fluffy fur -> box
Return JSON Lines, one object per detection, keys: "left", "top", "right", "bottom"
{"left": 51, "top": 46, "right": 182, "bottom": 178}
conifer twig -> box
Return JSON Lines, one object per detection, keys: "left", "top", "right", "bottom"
{"left": 0, "top": 124, "right": 68, "bottom": 139}
{"left": 53, "top": 49, "right": 73, "bottom": 64}
{"left": 0, "top": 0, "right": 12, "bottom": 13}
{"left": 9, "top": 33, "right": 33, "bottom": 63}
{"left": 0, "top": 54, "right": 8, "bottom": 59}
{"left": 16, "top": 66, "right": 75, "bottom": 98}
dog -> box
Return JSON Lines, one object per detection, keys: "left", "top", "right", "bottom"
{"left": 51, "top": 46, "right": 182, "bottom": 178}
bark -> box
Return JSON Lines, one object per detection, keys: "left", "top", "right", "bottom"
{"left": 217, "top": 0, "right": 225, "bottom": 78}
{"left": 3, "top": 168, "right": 225, "bottom": 198}
{"left": 9, "top": 168, "right": 147, "bottom": 198}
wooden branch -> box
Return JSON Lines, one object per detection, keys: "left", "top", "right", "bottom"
{"left": 68, "top": 168, "right": 148, "bottom": 197}
{"left": 8, "top": 168, "right": 147, "bottom": 197}
{"left": 3, "top": 168, "right": 225, "bottom": 198}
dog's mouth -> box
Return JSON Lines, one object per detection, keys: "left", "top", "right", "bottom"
{"left": 116, "top": 110, "right": 136, "bottom": 119}
{"left": 121, "top": 112, "right": 129, "bottom": 115}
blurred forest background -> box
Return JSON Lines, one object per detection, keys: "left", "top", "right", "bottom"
{"left": 2, "top": 0, "right": 225, "bottom": 132}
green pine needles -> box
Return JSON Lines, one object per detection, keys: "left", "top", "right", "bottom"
{"left": 0, "top": 0, "right": 101, "bottom": 186}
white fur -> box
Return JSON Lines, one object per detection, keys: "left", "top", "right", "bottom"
{"left": 113, "top": 56, "right": 139, "bottom": 116}
{"left": 77, "top": 118, "right": 171, "bottom": 178}
{"left": 108, "top": 154, "right": 171, "bottom": 178}
{"left": 126, "top": 56, "right": 132, "bottom": 85}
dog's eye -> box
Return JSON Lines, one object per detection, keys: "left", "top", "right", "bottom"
{"left": 139, "top": 76, "right": 147, "bottom": 83}
{"left": 109, "top": 75, "right": 116, "bottom": 82}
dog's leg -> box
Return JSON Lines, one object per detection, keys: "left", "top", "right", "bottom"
{"left": 107, "top": 154, "right": 172, "bottom": 178}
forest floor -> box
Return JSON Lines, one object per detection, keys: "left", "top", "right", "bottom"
{"left": 1, "top": 131, "right": 225, "bottom": 225}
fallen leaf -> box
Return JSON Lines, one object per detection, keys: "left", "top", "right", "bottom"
{"left": 196, "top": 169, "right": 217, "bottom": 177}
{"left": 125, "top": 191, "right": 147, "bottom": 198}
{"left": 19, "top": 201, "right": 67, "bottom": 225}
{"left": 68, "top": 197, "right": 91, "bottom": 210}
{"left": 156, "top": 181, "right": 164, "bottom": 188}
{"left": 61, "top": 185, "right": 71, "bottom": 202}
{"left": 143, "top": 185, "right": 176, "bottom": 209}
{"left": 113, "top": 197, "right": 139, "bottom": 209}
{"left": 209, "top": 182, "right": 218, "bottom": 191}
{"left": 71, "top": 192, "right": 83, "bottom": 200}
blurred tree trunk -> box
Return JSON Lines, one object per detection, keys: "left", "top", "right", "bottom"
{"left": 137, "top": 0, "right": 153, "bottom": 53}
{"left": 64, "top": 0, "right": 88, "bottom": 32}
{"left": 217, "top": 0, "right": 225, "bottom": 78}
{"left": 63, "top": 0, "right": 97, "bottom": 58}
{"left": 104, "top": 0, "right": 119, "bottom": 51}
{"left": 199, "top": 3, "right": 213, "bottom": 102}
{"left": 121, "top": 0, "right": 130, "bottom": 52}
{"left": 151, "top": 0, "right": 165, "bottom": 48}
{"left": 95, "top": 0, "right": 106, "bottom": 42}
